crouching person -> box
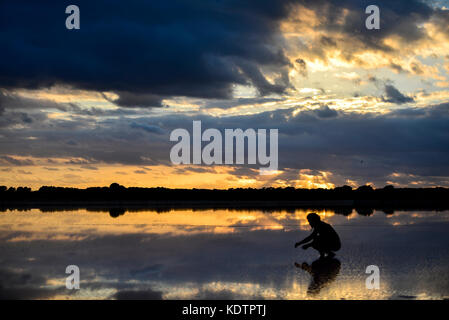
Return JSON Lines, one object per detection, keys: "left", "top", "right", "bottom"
{"left": 295, "top": 213, "right": 341, "bottom": 258}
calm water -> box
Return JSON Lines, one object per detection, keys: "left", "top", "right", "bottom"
{"left": 1, "top": 208, "right": 449, "bottom": 300}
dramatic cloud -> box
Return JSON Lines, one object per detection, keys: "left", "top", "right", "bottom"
{"left": 130, "top": 122, "right": 165, "bottom": 135}
{"left": 0, "top": 156, "right": 34, "bottom": 166}
{"left": 282, "top": 0, "right": 448, "bottom": 76}
{"left": 295, "top": 58, "right": 308, "bottom": 77}
{"left": 0, "top": 0, "right": 297, "bottom": 105}
{"left": 382, "top": 85, "right": 414, "bottom": 104}
{"left": 313, "top": 105, "right": 338, "bottom": 118}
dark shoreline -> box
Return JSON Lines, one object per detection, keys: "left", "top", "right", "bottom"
{"left": 2, "top": 185, "right": 449, "bottom": 213}
{"left": 2, "top": 199, "right": 448, "bottom": 213}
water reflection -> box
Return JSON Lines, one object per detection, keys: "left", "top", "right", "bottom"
{"left": 295, "top": 258, "right": 341, "bottom": 296}
{"left": 0, "top": 207, "right": 449, "bottom": 299}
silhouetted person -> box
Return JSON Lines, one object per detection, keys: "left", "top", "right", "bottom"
{"left": 295, "top": 257, "right": 341, "bottom": 295}
{"left": 295, "top": 213, "right": 341, "bottom": 258}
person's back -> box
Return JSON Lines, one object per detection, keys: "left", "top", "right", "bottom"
{"left": 314, "top": 220, "right": 341, "bottom": 252}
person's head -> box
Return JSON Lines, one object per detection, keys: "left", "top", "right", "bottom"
{"left": 307, "top": 213, "right": 321, "bottom": 228}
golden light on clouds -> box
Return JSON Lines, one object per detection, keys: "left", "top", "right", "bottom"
{"left": 0, "top": 153, "right": 341, "bottom": 190}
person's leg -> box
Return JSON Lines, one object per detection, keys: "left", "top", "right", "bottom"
{"left": 311, "top": 239, "right": 326, "bottom": 257}
{"left": 327, "top": 241, "right": 340, "bottom": 257}
{"left": 311, "top": 238, "right": 336, "bottom": 257}
{"left": 331, "top": 241, "right": 341, "bottom": 252}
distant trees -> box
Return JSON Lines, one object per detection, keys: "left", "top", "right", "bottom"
{"left": 0, "top": 186, "right": 31, "bottom": 193}
{"left": 334, "top": 185, "right": 352, "bottom": 192}
{"left": 356, "top": 185, "right": 374, "bottom": 192}
{"left": 109, "top": 183, "right": 126, "bottom": 191}
{"left": 0, "top": 184, "right": 449, "bottom": 210}
{"left": 16, "top": 187, "right": 31, "bottom": 192}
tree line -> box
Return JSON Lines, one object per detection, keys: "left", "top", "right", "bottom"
{"left": 1, "top": 184, "right": 448, "bottom": 206}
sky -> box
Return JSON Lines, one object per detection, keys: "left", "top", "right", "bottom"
{"left": 1, "top": 0, "right": 449, "bottom": 189}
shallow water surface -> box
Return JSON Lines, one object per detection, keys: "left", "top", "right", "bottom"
{"left": 1, "top": 208, "right": 448, "bottom": 299}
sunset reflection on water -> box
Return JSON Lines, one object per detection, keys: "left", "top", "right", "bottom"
{"left": 0, "top": 208, "right": 448, "bottom": 300}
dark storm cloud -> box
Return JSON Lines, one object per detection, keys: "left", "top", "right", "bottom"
{"left": 236, "top": 60, "right": 291, "bottom": 96}
{"left": 0, "top": 0, "right": 445, "bottom": 106}
{"left": 430, "top": 6, "right": 449, "bottom": 38}
{"left": 130, "top": 122, "right": 165, "bottom": 135}
{"left": 295, "top": 58, "right": 308, "bottom": 77}
{"left": 0, "top": 110, "right": 46, "bottom": 129}
{"left": 313, "top": 105, "right": 338, "bottom": 118}
{"left": 0, "top": 0, "right": 297, "bottom": 105}
{"left": 382, "top": 85, "right": 414, "bottom": 104}
{"left": 0, "top": 90, "right": 149, "bottom": 131}
{"left": 0, "top": 91, "right": 54, "bottom": 128}
{"left": 294, "top": 0, "right": 436, "bottom": 62}
{"left": 102, "top": 92, "right": 164, "bottom": 108}
{"left": 367, "top": 77, "right": 414, "bottom": 105}
{"left": 0, "top": 90, "right": 60, "bottom": 111}
{"left": 0, "top": 156, "right": 34, "bottom": 166}
{"left": 0, "top": 89, "right": 149, "bottom": 117}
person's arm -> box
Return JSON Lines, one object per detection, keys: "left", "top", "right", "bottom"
{"left": 295, "top": 229, "right": 317, "bottom": 248}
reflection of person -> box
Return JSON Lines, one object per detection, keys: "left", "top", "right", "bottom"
{"left": 295, "top": 257, "right": 341, "bottom": 295}
{"left": 295, "top": 213, "right": 341, "bottom": 258}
